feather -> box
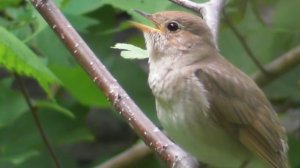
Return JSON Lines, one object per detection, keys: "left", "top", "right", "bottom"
{"left": 194, "top": 56, "right": 289, "bottom": 168}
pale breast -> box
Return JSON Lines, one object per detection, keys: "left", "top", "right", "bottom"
{"left": 150, "top": 68, "right": 261, "bottom": 167}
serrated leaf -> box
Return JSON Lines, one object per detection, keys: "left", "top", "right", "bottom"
{"left": 0, "top": 26, "right": 60, "bottom": 97}
{"left": 112, "top": 43, "right": 148, "bottom": 59}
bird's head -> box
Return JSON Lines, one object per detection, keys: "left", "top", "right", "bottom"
{"left": 131, "top": 10, "right": 216, "bottom": 63}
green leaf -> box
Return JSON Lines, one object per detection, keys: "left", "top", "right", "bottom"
{"left": 288, "top": 135, "right": 300, "bottom": 168}
{"left": 0, "top": 114, "right": 41, "bottom": 165}
{"left": 98, "top": 0, "right": 172, "bottom": 14}
{"left": 62, "top": 0, "right": 104, "bottom": 15}
{"left": 250, "top": 0, "right": 279, "bottom": 25}
{"left": 273, "top": 0, "right": 300, "bottom": 31}
{"left": 66, "top": 14, "right": 100, "bottom": 33}
{"left": 0, "top": 106, "right": 93, "bottom": 166}
{"left": 35, "top": 100, "right": 75, "bottom": 119}
{"left": 23, "top": 7, "right": 48, "bottom": 43}
{"left": 0, "top": 26, "right": 60, "bottom": 97}
{"left": 0, "top": 150, "right": 39, "bottom": 165}
{"left": 50, "top": 65, "right": 109, "bottom": 107}
{"left": 220, "top": 5, "right": 277, "bottom": 74}
{"left": 225, "top": 0, "right": 248, "bottom": 23}
{"left": 0, "top": 0, "right": 20, "bottom": 10}
{"left": 33, "top": 28, "right": 76, "bottom": 67}
{"left": 264, "top": 67, "right": 300, "bottom": 102}
{"left": 112, "top": 43, "right": 148, "bottom": 59}
{"left": 4, "top": 3, "right": 47, "bottom": 42}
{"left": 0, "top": 78, "right": 27, "bottom": 128}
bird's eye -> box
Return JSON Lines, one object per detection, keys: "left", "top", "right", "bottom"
{"left": 167, "top": 22, "right": 179, "bottom": 32}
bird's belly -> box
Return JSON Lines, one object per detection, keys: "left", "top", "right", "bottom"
{"left": 157, "top": 100, "right": 260, "bottom": 168}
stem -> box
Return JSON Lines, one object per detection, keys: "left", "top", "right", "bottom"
{"left": 96, "top": 142, "right": 152, "bottom": 168}
{"left": 252, "top": 44, "right": 300, "bottom": 86}
{"left": 223, "top": 11, "right": 268, "bottom": 75}
{"left": 14, "top": 73, "right": 62, "bottom": 168}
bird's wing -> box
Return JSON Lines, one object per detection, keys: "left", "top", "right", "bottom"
{"left": 194, "top": 66, "right": 289, "bottom": 168}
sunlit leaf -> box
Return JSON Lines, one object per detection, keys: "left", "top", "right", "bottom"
{"left": 112, "top": 43, "right": 148, "bottom": 59}
{"left": 0, "top": 26, "right": 60, "bottom": 97}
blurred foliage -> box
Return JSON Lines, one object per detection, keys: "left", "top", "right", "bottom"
{"left": 0, "top": 0, "right": 299, "bottom": 168}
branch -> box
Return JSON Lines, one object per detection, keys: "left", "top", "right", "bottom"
{"left": 30, "top": 0, "right": 199, "bottom": 167}
{"left": 168, "top": 0, "right": 204, "bottom": 12}
{"left": 97, "top": 141, "right": 207, "bottom": 168}
{"left": 252, "top": 44, "right": 300, "bottom": 87}
{"left": 14, "top": 74, "right": 62, "bottom": 168}
{"left": 169, "top": 0, "right": 225, "bottom": 45}
{"left": 96, "top": 142, "right": 152, "bottom": 168}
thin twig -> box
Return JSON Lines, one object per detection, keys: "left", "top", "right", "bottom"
{"left": 201, "top": 0, "right": 225, "bottom": 44}
{"left": 96, "top": 142, "right": 152, "bottom": 168}
{"left": 169, "top": 0, "right": 225, "bottom": 45}
{"left": 30, "top": 0, "right": 199, "bottom": 167}
{"left": 14, "top": 73, "right": 62, "bottom": 168}
{"left": 223, "top": 11, "right": 269, "bottom": 75}
{"left": 168, "top": 0, "right": 204, "bottom": 13}
{"left": 252, "top": 44, "right": 300, "bottom": 87}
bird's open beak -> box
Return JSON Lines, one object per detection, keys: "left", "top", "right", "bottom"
{"left": 130, "top": 10, "right": 160, "bottom": 33}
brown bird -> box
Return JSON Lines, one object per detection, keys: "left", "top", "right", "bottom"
{"left": 131, "top": 10, "right": 289, "bottom": 168}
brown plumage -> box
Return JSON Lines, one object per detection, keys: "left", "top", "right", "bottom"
{"left": 132, "top": 10, "right": 289, "bottom": 168}
{"left": 194, "top": 55, "right": 289, "bottom": 168}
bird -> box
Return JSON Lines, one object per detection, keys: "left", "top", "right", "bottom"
{"left": 130, "top": 10, "right": 289, "bottom": 168}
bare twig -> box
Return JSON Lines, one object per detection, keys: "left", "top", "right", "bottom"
{"left": 201, "top": 0, "right": 225, "bottom": 44}
{"left": 223, "top": 11, "right": 268, "bottom": 75}
{"left": 169, "top": 0, "right": 225, "bottom": 45}
{"left": 30, "top": 0, "right": 199, "bottom": 167}
{"left": 96, "top": 142, "right": 152, "bottom": 168}
{"left": 168, "top": 0, "right": 204, "bottom": 13}
{"left": 252, "top": 44, "right": 300, "bottom": 87}
{"left": 14, "top": 73, "right": 62, "bottom": 168}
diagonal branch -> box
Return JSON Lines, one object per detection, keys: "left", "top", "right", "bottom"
{"left": 30, "top": 0, "right": 199, "bottom": 167}
{"left": 252, "top": 44, "right": 300, "bottom": 87}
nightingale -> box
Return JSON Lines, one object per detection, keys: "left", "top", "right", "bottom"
{"left": 131, "top": 10, "right": 289, "bottom": 168}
